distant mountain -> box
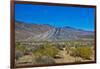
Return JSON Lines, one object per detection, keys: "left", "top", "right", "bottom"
{"left": 15, "top": 21, "right": 94, "bottom": 42}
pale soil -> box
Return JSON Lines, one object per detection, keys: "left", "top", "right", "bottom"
{"left": 16, "top": 48, "right": 94, "bottom": 66}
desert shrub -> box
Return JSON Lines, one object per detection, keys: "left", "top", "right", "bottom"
{"left": 16, "top": 42, "right": 27, "bottom": 53}
{"left": 70, "top": 48, "right": 80, "bottom": 57}
{"left": 33, "top": 42, "right": 59, "bottom": 58}
{"left": 16, "top": 42, "right": 28, "bottom": 60}
{"left": 16, "top": 51, "right": 24, "bottom": 60}
{"left": 77, "top": 46, "right": 92, "bottom": 59}
{"left": 71, "top": 46, "right": 92, "bottom": 59}
{"left": 54, "top": 44, "right": 65, "bottom": 50}
{"left": 32, "top": 56, "right": 55, "bottom": 65}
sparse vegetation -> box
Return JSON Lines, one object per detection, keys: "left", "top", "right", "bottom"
{"left": 15, "top": 40, "right": 94, "bottom": 66}
{"left": 33, "top": 56, "right": 56, "bottom": 65}
{"left": 71, "top": 46, "right": 93, "bottom": 60}
{"left": 33, "top": 42, "right": 59, "bottom": 58}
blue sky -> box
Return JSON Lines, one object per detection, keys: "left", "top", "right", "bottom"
{"left": 15, "top": 4, "right": 95, "bottom": 31}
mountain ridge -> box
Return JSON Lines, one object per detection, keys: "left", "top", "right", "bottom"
{"left": 15, "top": 21, "right": 94, "bottom": 42}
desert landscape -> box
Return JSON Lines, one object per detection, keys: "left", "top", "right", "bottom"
{"left": 15, "top": 21, "right": 95, "bottom": 66}
{"left": 15, "top": 3, "right": 95, "bottom": 66}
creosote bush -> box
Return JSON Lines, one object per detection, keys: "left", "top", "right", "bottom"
{"left": 71, "top": 46, "right": 93, "bottom": 59}
{"left": 16, "top": 42, "right": 27, "bottom": 60}
{"left": 33, "top": 42, "right": 59, "bottom": 58}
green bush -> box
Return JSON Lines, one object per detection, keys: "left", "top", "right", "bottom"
{"left": 16, "top": 42, "right": 27, "bottom": 53}
{"left": 33, "top": 42, "right": 59, "bottom": 58}
{"left": 16, "top": 42, "right": 27, "bottom": 60}
{"left": 71, "top": 46, "right": 92, "bottom": 59}
{"left": 78, "top": 46, "right": 92, "bottom": 59}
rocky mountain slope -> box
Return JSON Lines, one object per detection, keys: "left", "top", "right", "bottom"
{"left": 15, "top": 21, "right": 94, "bottom": 42}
